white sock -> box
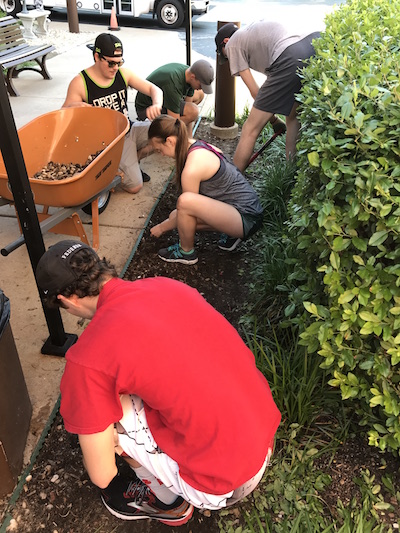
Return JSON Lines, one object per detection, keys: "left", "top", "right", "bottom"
{"left": 133, "top": 465, "right": 177, "bottom": 505}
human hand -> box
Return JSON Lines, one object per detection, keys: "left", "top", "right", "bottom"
{"left": 150, "top": 223, "right": 164, "bottom": 238}
{"left": 146, "top": 104, "right": 162, "bottom": 121}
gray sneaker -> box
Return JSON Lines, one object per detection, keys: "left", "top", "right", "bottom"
{"left": 218, "top": 234, "right": 242, "bottom": 252}
{"left": 158, "top": 242, "right": 198, "bottom": 265}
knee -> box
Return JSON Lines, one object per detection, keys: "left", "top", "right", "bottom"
{"left": 177, "top": 192, "right": 196, "bottom": 211}
{"left": 122, "top": 183, "right": 143, "bottom": 194}
{"left": 182, "top": 103, "right": 199, "bottom": 123}
{"left": 192, "top": 90, "right": 204, "bottom": 105}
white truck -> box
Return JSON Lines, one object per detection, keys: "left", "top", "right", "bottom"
{"left": 0, "top": 0, "right": 209, "bottom": 29}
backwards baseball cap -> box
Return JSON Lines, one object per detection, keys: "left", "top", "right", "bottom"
{"left": 190, "top": 60, "right": 215, "bottom": 94}
{"left": 36, "top": 240, "right": 98, "bottom": 296}
{"left": 93, "top": 33, "right": 123, "bottom": 57}
{"left": 215, "top": 23, "right": 239, "bottom": 63}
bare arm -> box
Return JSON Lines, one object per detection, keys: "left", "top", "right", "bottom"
{"left": 78, "top": 423, "right": 118, "bottom": 488}
{"left": 239, "top": 68, "right": 259, "bottom": 100}
{"left": 150, "top": 209, "right": 177, "bottom": 237}
{"left": 62, "top": 74, "right": 92, "bottom": 108}
{"left": 124, "top": 69, "right": 163, "bottom": 120}
{"left": 166, "top": 109, "right": 180, "bottom": 119}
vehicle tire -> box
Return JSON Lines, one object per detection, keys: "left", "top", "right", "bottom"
{"left": 156, "top": 0, "right": 184, "bottom": 29}
{"left": 81, "top": 191, "right": 111, "bottom": 216}
{"left": 1, "top": 0, "right": 22, "bottom": 16}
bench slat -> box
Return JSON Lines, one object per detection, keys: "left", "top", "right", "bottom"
{"left": 0, "top": 44, "right": 55, "bottom": 68}
{"left": 0, "top": 16, "right": 55, "bottom": 96}
{"left": 0, "top": 28, "right": 24, "bottom": 41}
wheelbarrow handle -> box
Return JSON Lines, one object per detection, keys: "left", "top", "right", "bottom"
{"left": 245, "top": 131, "right": 281, "bottom": 169}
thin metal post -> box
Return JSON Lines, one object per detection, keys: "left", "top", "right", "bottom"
{"left": 0, "top": 78, "right": 77, "bottom": 356}
{"left": 185, "top": 0, "right": 192, "bottom": 65}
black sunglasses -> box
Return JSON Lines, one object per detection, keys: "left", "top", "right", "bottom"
{"left": 100, "top": 55, "right": 125, "bottom": 68}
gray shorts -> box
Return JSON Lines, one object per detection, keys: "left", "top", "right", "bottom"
{"left": 241, "top": 211, "right": 264, "bottom": 240}
{"left": 254, "top": 32, "right": 320, "bottom": 116}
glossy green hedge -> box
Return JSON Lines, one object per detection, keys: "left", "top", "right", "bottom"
{"left": 290, "top": 0, "right": 400, "bottom": 453}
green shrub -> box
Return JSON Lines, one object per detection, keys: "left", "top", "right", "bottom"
{"left": 290, "top": 0, "right": 400, "bottom": 453}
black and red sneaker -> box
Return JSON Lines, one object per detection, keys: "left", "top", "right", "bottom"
{"left": 101, "top": 474, "right": 194, "bottom": 526}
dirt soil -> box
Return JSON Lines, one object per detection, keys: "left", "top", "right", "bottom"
{"left": 1, "top": 120, "right": 399, "bottom": 533}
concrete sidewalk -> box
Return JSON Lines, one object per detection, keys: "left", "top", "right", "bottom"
{"left": 0, "top": 19, "right": 215, "bottom": 476}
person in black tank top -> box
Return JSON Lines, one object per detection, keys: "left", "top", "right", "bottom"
{"left": 62, "top": 33, "right": 164, "bottom": 194}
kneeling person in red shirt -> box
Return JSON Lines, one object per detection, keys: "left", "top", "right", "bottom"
{"left": 36, "top": 240, "right": 281, "bottom": 526}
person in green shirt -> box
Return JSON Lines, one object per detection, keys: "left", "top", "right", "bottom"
{"left": 135, "top": 60, "right": 214, "bottom": 135}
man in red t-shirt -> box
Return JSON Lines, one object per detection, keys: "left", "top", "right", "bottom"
{"left": 36, "top": 240, "right": 281, "bottom": 527}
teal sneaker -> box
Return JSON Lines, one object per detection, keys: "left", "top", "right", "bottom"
{"left": 158, "top": 243, "right": 198, "bottom": 265}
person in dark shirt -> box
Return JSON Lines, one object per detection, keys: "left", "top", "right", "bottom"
{"left": 135, "top": 61, "right": 214, "bottom": 136}
{"left": 62, "top": 33, "right": 163, "bottom": 193}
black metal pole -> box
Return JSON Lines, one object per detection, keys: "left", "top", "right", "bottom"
{"left": 0, "top": 78, "right": 77, "bottom": 356}
{"left": 185, "top": 0, "right": 192, "bottom": 66}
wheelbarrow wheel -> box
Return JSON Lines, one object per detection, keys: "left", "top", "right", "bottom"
{"left": 81, "top": 191, "right": 111, "bottom": 216}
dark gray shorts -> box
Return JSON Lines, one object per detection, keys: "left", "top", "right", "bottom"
{"left": 241, "top": 212, "right": 264, "bottom": 240}
{"left": 254, "top": 32, "right": 320, "bottom": 116}
{"left": 136, "top": 100, "right": 186, "bottom": 121}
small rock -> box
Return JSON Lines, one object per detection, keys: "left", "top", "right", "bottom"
{"left": 6, "top": 518, "right": 18, "bottom": 531}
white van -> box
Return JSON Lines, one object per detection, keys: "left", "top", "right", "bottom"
{"left": 0, "top": 0, "right": 209, "bottom": 29}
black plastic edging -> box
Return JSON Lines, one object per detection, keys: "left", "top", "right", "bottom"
{"left": 0, "top": 115, "right": 203, "bottom": 531}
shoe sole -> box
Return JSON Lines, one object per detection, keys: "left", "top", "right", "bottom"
{"left": 158, "top": 255, "right": 198, "bottom": 265}
{"left": 101, "top": 497, "right": 194, "bottom": 526}
{"left": 218, "top": 238, "right": 242, "bottom": 252}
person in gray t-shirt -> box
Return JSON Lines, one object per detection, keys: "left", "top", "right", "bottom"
{"left": 215, "top": 21, "right": 320, "bottom": 170}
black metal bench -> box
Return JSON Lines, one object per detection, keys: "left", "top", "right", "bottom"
{"left": 0, "top": 15, "right": 55, "bottom": 97}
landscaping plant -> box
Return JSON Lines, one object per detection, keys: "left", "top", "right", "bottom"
{"left": 289, "top": 0, "right": 400, "bottom": 454}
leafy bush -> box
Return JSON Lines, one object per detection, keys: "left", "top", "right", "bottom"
{"left": 290, "top": 0, "right": 400, "bottom": 453}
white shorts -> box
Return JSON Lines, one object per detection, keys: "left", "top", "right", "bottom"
{"left": 118, "top": 122, "right": 150, "bottom": 189}
{"left": 114, "top": 395, "right": 272, "bottom": 510}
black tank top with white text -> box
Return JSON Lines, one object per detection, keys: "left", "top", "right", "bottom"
{"left": 80, "top": 69, "right": 129, "bottom": 119}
